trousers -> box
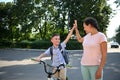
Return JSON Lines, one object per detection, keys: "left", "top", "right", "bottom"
{"left": 81, "top": 65, "right": 103, "bottom": 80}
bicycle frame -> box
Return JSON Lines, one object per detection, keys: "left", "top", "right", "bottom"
{"left": 31, "top": 59, "right": 64, "bottom": 80}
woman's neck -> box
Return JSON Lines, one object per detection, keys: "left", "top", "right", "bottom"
{"left": 91, "top": 29, "right": 98, "bottom": 35}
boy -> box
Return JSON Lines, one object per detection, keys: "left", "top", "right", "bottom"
{"left": 35, "top": 23, "right": 75, "bottom": 80}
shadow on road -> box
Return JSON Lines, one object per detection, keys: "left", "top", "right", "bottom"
{"left": 104, "top": 52, "right": 120, "bottom": 80}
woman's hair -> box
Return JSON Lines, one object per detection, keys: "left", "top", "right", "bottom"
{"left": 83, "top": 17, "right": 100, "bottom": 31}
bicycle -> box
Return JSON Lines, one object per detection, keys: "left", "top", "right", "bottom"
{"left": 31, "top": 58, "right": 67, "bottom": 80}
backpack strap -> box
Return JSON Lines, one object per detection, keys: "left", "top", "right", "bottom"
{"left": 50, "top": 46, "right": 53, "bottom": 60}
{"left": 58, "top": 44, "right": 63, "bottom": 53}
{"left": 50, "top": 44, "right": 63, "bottom": 60}
{"left": 59, "top": 44, "right": 68, "bottom": 64}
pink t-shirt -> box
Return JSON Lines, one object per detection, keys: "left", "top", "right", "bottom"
{"left": 81, "top": 32, "right": 107, "bottom": 65}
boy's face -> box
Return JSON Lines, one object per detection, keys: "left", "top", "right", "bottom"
{"left": 51, "top": 36, "right": 60, "bottom": 46}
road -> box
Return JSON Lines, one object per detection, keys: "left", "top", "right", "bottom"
{"left": 0, "top": 48, "right": 120, "bottom": 80}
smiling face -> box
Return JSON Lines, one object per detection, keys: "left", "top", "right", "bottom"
{"left": 51, "top": 35, "right": 60, "bottom": 46}
{"left": 83, "top": 17, "right": 99, "bottom": 34}
{"left": 83, "top": 23, "right": 92, "bottom": 34}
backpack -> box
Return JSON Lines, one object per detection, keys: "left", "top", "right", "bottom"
{"left": 50, "top": 44, "right": 69, "bottom": 64}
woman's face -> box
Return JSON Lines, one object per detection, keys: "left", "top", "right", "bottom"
{"left": 83, "top": 23, "right": 92, "bottom": 34}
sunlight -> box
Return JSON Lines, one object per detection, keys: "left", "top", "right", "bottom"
{"left": 0, "top": 57, "right": 51, "bottom": 67}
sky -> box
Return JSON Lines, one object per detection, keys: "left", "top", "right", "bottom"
{"left": 0, "top": 0, "right": 120, "bottom": 38}
{"left": 107, "top": 0, "right": 120, "bottom": 38}
{"left": 0, "top": 0, "right": 12, "bottom": 2}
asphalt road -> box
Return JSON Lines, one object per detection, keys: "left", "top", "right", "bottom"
{"left": 0, "top": 48, "right": 120, "bottom": 80}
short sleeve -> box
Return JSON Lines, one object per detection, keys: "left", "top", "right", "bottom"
{"left": 44, "top": 48, "right": 50, "bottom": 56}
{"left": 61, "top": 42, "right": 66, "bottom": 49}
{"left": 99, "top": 33, "right": 107, "bottom": 43}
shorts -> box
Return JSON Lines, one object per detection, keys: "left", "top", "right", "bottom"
{"left": 53, "top": 67, "right": 66, "bottom": 80}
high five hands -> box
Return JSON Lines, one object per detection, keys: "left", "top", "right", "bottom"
{"left": 72, "top": 20, "right": 78, "bottom": 30}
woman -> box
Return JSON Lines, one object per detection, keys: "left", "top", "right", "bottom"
{"left": 74, "top": 17, "right": 107, "bottom": 80}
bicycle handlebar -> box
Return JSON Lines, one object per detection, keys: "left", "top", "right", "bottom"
{"left": 31, "top": 58, "right": 65, "bottom": 75}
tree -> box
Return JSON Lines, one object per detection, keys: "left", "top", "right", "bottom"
{"left": 12, "top": 0, "right": 112, "bottom": 40}
{"left": 114, "top": 0, "right": 120, "bottom": 44}
{"left": 59, "top": 0, "right": 112, "bottom": 36}
{"left": 115, "top": 26, "right": 120, "bottom": 44}
{"left": 115, "top": 0, "right": 120, "bottom": 7}
{"left": 0, "top": 0, "right": 112, "bottom": 42}
{"left": 0, "top": 2, "right": 13, "bottom": 41}
{"left": 11, "top": 0, "right": 35, "bottom": 41}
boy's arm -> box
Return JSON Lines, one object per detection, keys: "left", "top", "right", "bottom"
{"left": 35, "top": 53, "right": 46, "bottom": 61}
{"left": 64, "top": 26, "right": 75, "bottom": 44}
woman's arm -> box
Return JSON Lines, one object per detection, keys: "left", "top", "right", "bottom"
{"left": 74, "top": 20, "right": 84, "bottom": 43}
{"left": 96, "top": 41, "right": 107, "bottom": 79}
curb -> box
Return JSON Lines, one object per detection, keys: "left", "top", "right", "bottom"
{"left": 0, "top": 48, "right": 83, "bottom": 52}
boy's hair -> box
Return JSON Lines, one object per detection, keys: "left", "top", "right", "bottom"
{"left": 51, "top": 33, "right": 60, "bottom": 38}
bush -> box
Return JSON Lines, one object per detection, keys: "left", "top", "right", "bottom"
{"left": 0, "top": 39, "right": 83, "bottom": 50}
{"left": 15, "top": 40, "right": 31, "bottom": 48}
{"left": 66, "top": 40, "right": 83, "bottom": 50}
{"left": 30, "top": 40, "right": 82, "bottom": 50}
{"left": 30, "top": 40, "right": 52, "bottom": 49}
{"left": 0, "top": 40, "right": 13, "bottom": 48}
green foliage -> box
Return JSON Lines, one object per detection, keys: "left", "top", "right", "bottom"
{"left": 65, "top": 0, "right": 112, "bottom": 34}
{"left": 13, "top": 40, "right": 52, "bottom": 49}
{"left": 115, "top": 26, "right": 120, "bottom": 44}
{"left": 66, "top": 40, "right": 83, "bottom": 50}
{"left": 30, "top": 40, "right": 52, "bottom": 49}
{"left": 7, "top": 39, "right": 82, "bottom": 50}
{"left": 0, "top": 40, "right": 13, "bottom": 48}
{"left": 114, "top": 0, "right": 120, "bottom": 7}
{"left": 0, "top": 2, "right": 13, "bottom": 41}
{"left": 15, "top": 40, "right": 32, "bottom": 48}
{"left": 0, "top": 0, "right": 113, "bottom": 49}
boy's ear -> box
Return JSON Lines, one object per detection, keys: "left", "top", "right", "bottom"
{"left": 51, "top": 38, "right": 53, "bottom": 42}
